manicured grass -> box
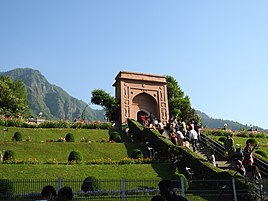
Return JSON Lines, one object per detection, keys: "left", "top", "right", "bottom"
{"left": 0, "top": 127, "right": 175, "bottom": 181}
{"left": 0, "top": 127, "right": 109, "bottom": 142}
{"left": 0, "top": 141, "right": 132, "bottom": 162}
{"left": 0, "top": 163, "right": 174, "bottom": 180}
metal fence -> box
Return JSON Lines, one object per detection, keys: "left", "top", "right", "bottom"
{"left": 1, "top": 177, "right": 266, "bottom": 201}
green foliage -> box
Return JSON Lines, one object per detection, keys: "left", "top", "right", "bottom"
{"left": 2, "top": 68, "right": 105, "bottom": 122}
{"left": 172, "top": 172, "right": 189, "bottom": 191}
{"left": 165, "top": 75, "right": 200, "bottom": 123}
{"left": 65, "top": 133, "right": 75, "bottom": 142}
{"left": 91, "top": 89, "right": 120, "bottom": 122}
{"left": 0, "top": 179, "right": 13, "bottom": 194}
{"left": 109, "top": 131, "right": 122, "bottom": 142}
{"left": 13, "top": 131, "right": 23, "bottom": 141}
{"left": 255, "top": 133, "right": 266, "bottom": 138}
{"left": 81, "top": 176, "right": 99, "bottom": 192}
{"left": 218, "top": 136, "right": 226, "bottom": 143}
{"left": 3, "top": 150, "right": 16, "bottom": 161}
{"left": 0, "top": 76, "right": 29, "bottom": 116}
{"left": 68, "top": 150, "right": 83, "bottom": 163}
{"left": 38, "top": 121, "right": 70, "bottom": 128}
{"left": 130, "top": 149, "right": 143, "bottom": 159}
{"left": 0, "top": 119, "right": 26, "bottom": 127}
{"left": 71, "top": 122, "right": 112, "bottom": 129}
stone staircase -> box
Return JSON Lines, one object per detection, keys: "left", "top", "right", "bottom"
{"left": 195, "top": 142, "right": 234, "bottom": 170}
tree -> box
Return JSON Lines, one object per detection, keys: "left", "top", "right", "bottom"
{"left": 91, "top": 89, "right": 120, "bottom": 122}
{"left": 0, "top": 76, "right": 29, "bottom": 116}
{"left": 166, "top": 75, "right": 201, "bottom": 124}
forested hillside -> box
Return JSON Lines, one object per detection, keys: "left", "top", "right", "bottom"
{"left": 0, "top": 68, "right": 105, "bottom": 121}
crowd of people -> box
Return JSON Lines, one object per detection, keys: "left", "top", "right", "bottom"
{"left": 222, "top": 134, "right": 261, "bottom": 183}
{"left": 139, "top": 112, "right": 261, "bottom": 183}
{"left": 138, "top": 112, "right": 202, "bottom": 153}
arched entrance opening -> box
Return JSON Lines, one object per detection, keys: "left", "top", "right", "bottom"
{"left": 132, "top": 92, "right": 157, "bottom": 125}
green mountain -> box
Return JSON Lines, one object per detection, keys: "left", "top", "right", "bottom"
{"left": 0, "top": 68, "right": 105, "bottom": 121}
{"left": 196, "top": 110, "right": 265, "bottom": 131}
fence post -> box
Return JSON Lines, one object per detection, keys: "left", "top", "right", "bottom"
{"left": 58, "top": 178, "right": 62, "bottom": 191}
{"left": 122, "top": 178, "right": 126, "bottom": 201}
{"left": 180, "top": 177, "right": 185, "bottom": 197}
{"left": 232, "top": 177, "right": 237, "bottom": 201}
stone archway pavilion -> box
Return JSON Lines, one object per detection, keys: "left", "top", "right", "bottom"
{"left": 113, "top": 71, "right": 169, "bottom": 127}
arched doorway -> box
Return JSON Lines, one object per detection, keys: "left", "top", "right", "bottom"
{"left": 133, "top": 92, "right": 158, "bottom": 126}
{"left": 133, "top": 92, "right": 157, "bottom": 123}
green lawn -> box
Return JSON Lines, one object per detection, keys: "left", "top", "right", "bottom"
{"left": 0, "top": 163, "right": 174, "bottom": 180}
{"left": 0, "top": 127, "right": 109, "bottom": 142}
{"left": 0, "top": 142, "right": 133, "bottom": 162}
{"left": 0, "top": 127, "right": 175, "bottom": 180}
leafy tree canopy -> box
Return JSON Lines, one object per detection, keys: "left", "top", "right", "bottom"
{"left": 0, "top": 76, "right": 29, "bottom": 116}
{"left": 91, "top": 89, "right": 120, "bottom": 122}
{"left": 166, "top": 75, "right": 201, "bottom": 124}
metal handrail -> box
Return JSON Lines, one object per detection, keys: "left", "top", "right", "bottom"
{"left": 200, "top": 132, "right": 268, "bottom": 177}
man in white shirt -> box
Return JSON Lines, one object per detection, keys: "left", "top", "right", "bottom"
{"left": 189, "top": 125, "right": 198, "bottom": 152}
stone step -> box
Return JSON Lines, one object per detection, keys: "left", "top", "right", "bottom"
{"left": 216, "top": 161, "right": 234, "bottom": 168}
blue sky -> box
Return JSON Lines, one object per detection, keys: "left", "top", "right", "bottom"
{"left": 1, "top": 1, "right": 268, "bottom": 129}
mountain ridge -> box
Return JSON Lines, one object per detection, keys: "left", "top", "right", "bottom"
{"left": 0, "top": 68, "right": 265, "bottom": 131}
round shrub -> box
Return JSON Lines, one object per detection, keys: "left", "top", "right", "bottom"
{"left": 130, "top": 149, "right": 143, "bottom": 159}
{"left": 68, "top": 150, "right": 83, "bottom": 163}
{"left": 246, "top": 138, "right": 257, "bottom": 146}
{"left": 81, "top": 176, "right": 99, "bottom": 192}
{"left": 3, "top": 150, "right": 16, "bottom": 161}
{"left": 65, "top": 133, "right": 75, "bottom": 142}
{"left": 13, "top": 131, "right": 23, "bottom": 141}
{"left": 218, "top": 136, "right": 226, "bottom": 143}
{"left": 255, "top": 133, "right": 265, "bottom": 138}
{"left": 0, "top": 179, "right": 13, "bottom": 194}
{"left": 109, "top": 131, "right": 122, "bottom": 142}
{"left": 255, "top": 150, "right": 267, "bottom": 159}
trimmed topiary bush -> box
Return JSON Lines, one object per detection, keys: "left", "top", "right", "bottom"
{"left": 109, "top": 131, "right": 122, "bottom": 142}
{"left": 65, "top": 133, "right": 75, "bottom": 142}
{"left": 218, "top": 136, "right": 226, "bottom": 143}
{"left": 68, "top": 150, "right": 83, "bottom": 163}
{"left": 81, "top": 176, "right": 99, "bottom": 192}
{"left": 13, "top": 131, "right": 23, "bottom": 141}
{"left": 3, "top": 150, "right": 16, "bottom": 161}
{"left": 246, "top": 138, "right": 257, "bottom": 146}
{"left": 130, "top": 149, "right": 143, "bottom": 159}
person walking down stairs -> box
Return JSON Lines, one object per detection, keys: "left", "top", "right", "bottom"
{"left": 189, "top": 125, "right": 198, "bottom": 152}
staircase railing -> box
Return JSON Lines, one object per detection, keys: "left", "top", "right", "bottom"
{"left": 199, "top": 132, "right": 268, "bottom": 177}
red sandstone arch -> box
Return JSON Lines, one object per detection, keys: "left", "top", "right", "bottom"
{"left": 113, "top": 71, "right": 169, "bottom": 127}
